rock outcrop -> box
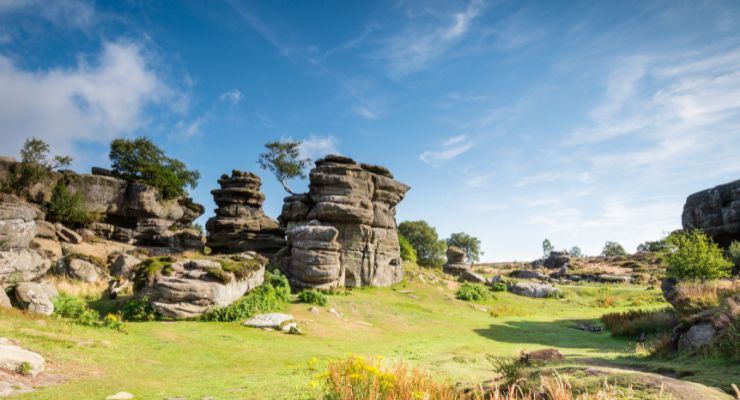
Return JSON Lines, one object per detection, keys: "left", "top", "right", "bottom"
{"left": 0, "top": 160, "right": 205, "bottom": 250}
{"left": 205, "top": 170, "right": 285, "bottom": 256}
{"left": 0, "top": 195, "right": 50, "bottom": 285}
{"left": 283, "top": 221, "right": 342, "bottom": 289}
{"left": 543, "top": 251, "right": 570, "bottom": 269}
{"left": 14, "top": 282, "right": 57, "bottom": 315}
{"left": 443, "top": 246, "right": 469, "bottom": 275}
{"left": 279, "top": 156, "right": 410, "bottom": 288}
{"left": 134, "top": 254, "right": 266, "bottom": 319}
{"left": 682, "top": 179, "right": 740, "bottom": 246}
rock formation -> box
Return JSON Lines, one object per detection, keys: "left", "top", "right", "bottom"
{"left": 0, "top": 159, "right": 205, "bottom": 250}
{"left": 0, "top": 195, "right": 51, "bottom": 285}
{"left": 279, "top": 155, "right": 410, "bottom": 288}
{"left": 443, "top": 246, "right": 469, "bottom": 275}
{"left": 205, "top": 170, "right": 285, "bottom": 255}
{"left": 134, "top": 253, "right": 266, "bottom": 319}
{"left": 682, "top": 179, "right": 740, "bottom": 246}
{"left": 543, "top": 251, "right": 570, "bottom": 269}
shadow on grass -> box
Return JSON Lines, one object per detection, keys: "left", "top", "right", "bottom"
{"left": 473, "top": 318, "right": 630, "bottom": 351}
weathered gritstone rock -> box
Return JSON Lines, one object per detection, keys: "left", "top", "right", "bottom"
{"left": 280, "top": 156, "right": 409, "bottom": 288}
{"left": 0, "top": 194, "right": 37, "bottom": 249}
{"left": 509, "top": 281, "right": 560, "bottom": 298}
{"left": 108, "top": 253, "right": 142, "bottom": 278}
{"left": 55, "top": 256, "right": 104, "bottom": 282}
{"left": 543, "top": 251, "right": 570, "bottom": 269}
{"left": 682, "top": 179, "right": 740, "bottom": 246}
{"left": 0, "top": 338, "right": 45, "bottom": 377}
{"left": 283, "top": 221, "right": 342, "bottom": 289}
{"left": 206, "top": 170, "right": 285, "bottom": 256}
{"left": 443, "top": 246, "right": 469, "bottom": 275}
{"left": 0, "top": 248, "right": 51, "bottom": 285}
{"left": 134, "top": 255, "right": 266, "bottom": 319}
{"left": 14, "top": 282, "right": 57, "bottom": 315}
{"left": 0, "top": 289, "right": 11, "bottom": 308}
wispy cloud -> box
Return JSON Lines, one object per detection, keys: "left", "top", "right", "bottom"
{"left": 0, "top": 0, "right": 95, "bottom": 29}
{"left": 219, "top": 89, "right": 243, "bottom": 105}
{"left": 299, "top": 135, "right": 340, "bottom": 160}
{"left": 419, "top": 134, "right": 473, "bottom": 166}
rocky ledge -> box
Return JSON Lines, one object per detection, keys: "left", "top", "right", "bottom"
{"left": 682, "top": 179, "right": 740, "bottom": 246}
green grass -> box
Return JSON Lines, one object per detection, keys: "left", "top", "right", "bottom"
{"left": 1, "top": 265, "right": 736, "bottom": 399}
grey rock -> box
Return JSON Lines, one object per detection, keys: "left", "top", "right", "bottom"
{"left": 308, "top": 306, "right": 320, "bottom": 314}
{"left": 0, "top": 338, "right": 45, "bottom": 377}
{"left": 57, "top": 257, "right": 102, "bottom": 282}
{"left": 543, "top": 251, "right": 570, "bottom": 269}
{"left": 243, "top": 313, "right": 293, "bottom": 329}
{"left": 597, "top": 274, "right": 632, "bottom": 283}
{"left": 109, "top": 253, "right": 141, "bottom": 278}
{"left": 661, "top": 277, "right": 679, "bottom": 305}
{"left": 0, "top": 195, "right": 37, "bottom": 250}
{"left": 284, "top": 221, "right": 342, "bottom": 289}
{"left": 509, "top": 282, "right": 560, "bottom": 298}
{"left": 0, "top": 248, "right": 51, "bottom": 284}
{"left": 14, "top": 282, "right": 57, "bottom": 315}
{"left": 510, "top": 270, "right": 549, "bottom": 281}
{"left": 54, "top": 223, "right": 82, "bottom": 244}
{"left": 460, "top": 270, "right": 486, "bottom": 284}
{"left": 678, "top": 322, "right": 716, "bottom": 351}
{"left": 682, "top": 179, "right": 740, "bottom": 246}
{"left": 34, "top": 221, "right": 57, "bottom": 240}
{"left": 0, "top": 288, "right": 10, "bottom": 308}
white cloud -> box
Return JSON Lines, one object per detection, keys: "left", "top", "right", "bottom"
{"left": 299, "top": 135, "right": 340, "bottom": 161}
{"left": 353, "top": 105, "right": 378, "bottom": 120}
{"left": 419, "top": 135, "right": 473, "bottom": 166}
{"left": 0, "top": 41, "right": 172, "bottom": 158}
{"left": 219, "top": 89, "right": 243, "bottom": 105}
{"left": 0, "top": 0, "right": 95, "bottom": 29}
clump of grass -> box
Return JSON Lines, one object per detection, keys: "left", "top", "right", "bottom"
{"left": 219, "top": 255, "right": 265, "bottom": 280}
{"left": 601, "top": 308, "right": 676, "bottom": 337}
{"left": 52, "top": 293, "right": 125, "bottom": 331}
{"left": 134, "top": 256, "right": 175, "bottom": 290}
{"left": 201, "top": 271, "right": 291, "bottom": 322}
{"left": 591, "top": 295, "right": 617, "bottom": 308}
{"left": 297, "top": 289, "right": 328, "bottom": 306}
{"left": 120, "top": 296, "right": 158, "bottom": 322}
{"left": 488, "top": 356, "right": 524, "bottom": 385}
{"left": 16, "top": 361, "right": 33, "bottom": 376}
{"left": 671, "top": 280, "right": 739, "bottom": 316}
{"left": 489, "top": 305, "right": 531, "bottom": 318}
{"left": 456, "top": 283, "right": 491, "bottom": 302}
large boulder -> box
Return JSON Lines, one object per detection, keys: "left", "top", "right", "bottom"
{"left": 682, "top": 179, "right": 740, "bottom": 246}
{"left": 283, "top": 221, "right": 342, "bottom": 289}
{"left": 509, "top": 281, "right": 560, "bottom": 298}
{"left": 205, "top": 170, "right": 285, "bottom": 256}
{"left": 443, "top": 246, "right": 469, "bottom": 275}
{"left": 55, "top": 256, "right": 104, "bottom": 282}
{"left": 543, "top": 251, "right": 570, "bottom": 269}
{"left": 0, "top": 338, "right": 45, "bottom": 377}
{"left": 0, "top": 248, "right": 51, "bottom": 284}
{"left": 677, "top": 322, "right": 716, "bottom": 351}
{"left": 0, "top": 194, "right": 37, "bottom": 249}
{"left": 279, "top": 156, "right": 409, "bottom": 288}
{"left": 14, "top": 282, "right": 57, "bottom": 315}
{"left": 108, "top": 253, "right": 142, "bottom": 278}
{"left": 134, "top": 254, "right": 266, "bottom": 319}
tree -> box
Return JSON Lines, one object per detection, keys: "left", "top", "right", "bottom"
{"left": 446, "top": 232, "right": 483, "bottom": 263}
{"left": 12, "top": 138, "right": 72, "bottom": 194}
{"left": 109, "top": 137, "right": 200, "bottom": 199}
{"left": 398, "top": 232, "right": 417, "bottom": 264}
{"left": 542, "top": 239, "right": 554, "bottom": 258}
{"left": 664, "top": 230, "right": 732, "bottom": 280}
{"left": 570, "top": 246, "right": 582, "bottom": 257}
{"left": 398, "top": 220, "right": 446, "bottom": 268}
{"left": 601, "top": 241, "right": 627, "bottom": 257}
{"left": 257, "top": 140, "right": 311, "bottom": 195}
{"left": 48, "top": 179, "right": 96, "bottom": 227}
{"left": 637, "top": 240, "right": 668, "bottom": 254}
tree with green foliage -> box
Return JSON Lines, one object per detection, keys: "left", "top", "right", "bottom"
{"left": 542, "top": 239, "right": 554, "bottom": 258}
{"left": 570, "top": 246, "right": 582, "bottom": 257}
{"left": 446, "top": 232, "right": 483, "bottom": 263}
{"left": 728, "top": 241, "right": 740, "bottom": 272}
{"left": 109, "top": 137, "right": 200, "bottom": 199}
{"left": 48, "top": 179, "right": 97, "bottom": 227}
{"left": 601, "top": 241, "right": 627, "bottom": 257}
{"left": 10, "top": 138, "right": 72, "bottom": 194}
{"left": 398, "top": 232, "right": 417, "bottom": 264}
{"left": 257, "top": 140, "right": 311, "bottom": 195}
{"left": 398, "top": 220, "right": 446, "bottom": 268}
{"left": 637, "top": 239, "right": 668, "bottom": 254}
{"left": 664, "top": 230, "right": 732, "bottom": 280}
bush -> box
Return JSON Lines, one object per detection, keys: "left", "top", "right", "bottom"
{"left": 601, "top": 241, "right": 627, "bottom": 257}
{"left": 109, "top": 137, "right": 200, "bottom": 199}
{"left": 729, "top": 241, "right": 740, "bottom": 270}
{"left": 52, "top": 294, "right": 125, "bottom": 331}
{"left": 201, "top": 271, "right": 291, "bottom": 322}
{"left": 456, "top": 283, "right": 490, "bottom": 302}
{"left": 489, "top": 356, "right": 524, "bottom": 385}
{"left": 398, "top": 220, "right": 446, "bottom": 267}
{"left": 637, "top": 240, "right": 669, "bottom": 254}
{"left": 397, "top": 233, "right": 417, "bottom": 264}
{"left": 48, "top": 179, "right": 97, "bottom": 227}
{"left": 490, "top": 281, "right": 507, "bottom": 292}
{"left": 120, "top": 296, "right": 158, "bottom": 321}
{"left": 8, "top": 138, "right": 72, "bottom": 196}
{"left": 297, "top": 289, "right": 328, "bottom": 306}
{"left": 601, "top": 308, "right": 676, "bottom": 337}
{"left": 664, "top": 230, "right": 732, "bottom": 280}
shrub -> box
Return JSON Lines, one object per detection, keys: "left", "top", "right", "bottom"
{"left": 109, "top": 137, "right": 200, "bottom": 199}
{"left": 456, "top": 283, "right": 490, "bottom": 302}
{"left": 9, "top": 138, "right": 72, "bottom": 196}
{"left": 201, "top": 271, "right": 291, "bottom": 322}
{"left": 601, "top": 308, "right": 676, "bottom": 337}
{"left": 398, "top": 233, "right": 417, "bottom": 264}
{"left": 729, "top": 241, "right": 740, "bottom": 270}
{"left": 398, "top": 220, "right": 446, "bottom": 268}
{"left": 710, "top": 301, "right": 739, "bottom": 362}
{"left": 120, "top": 297, "right": 158, "bottom": 321}
{"left": 297, "top": 289, "right": 328, "bottom": 306}
{"left": 489, "top": 356, "right": 524, "bottom": 385}
{"left": 601, "top": 241, "right": 627, "bottom": 257}
{"left": 637, "top": 240, "right": 668, "bottom": 254}
{"left": 52, "top": 294, "right": 125, "bottom": 331}
{"left": 48, "top": 179, "right": 97, "bottom": 227}
{"left": 491, "top": 281, "right": 507, "bottom": 292}
{"left": 664, "top": 230, "right": 732, "bottom": 280}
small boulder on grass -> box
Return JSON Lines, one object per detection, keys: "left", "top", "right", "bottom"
{"left": 242, "top": 313, "right": 293, "bottom": 329}
{"left": 0, "top": 338, "right": 45, "bottom": 377}
{"left": 519, "top": 348, "right": 562, "bottom": 364}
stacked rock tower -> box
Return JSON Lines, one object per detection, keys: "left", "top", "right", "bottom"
{"left": 205, "top": 170, "right": 286, "bottom": 255}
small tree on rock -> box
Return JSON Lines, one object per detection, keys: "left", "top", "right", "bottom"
{"left": 570, "top": 246, "right": 582, "bottom": 257}
{"left": 664, "top": 230, "right": 732, "bottom": 280}
{"left": 12, "top": 138, "right": 72, "bottom": 194}
{"left": 257, "top": 140, "right": 310, "bottom": 195}
{"left": 542, "top": 239, "right": 554, "bottom": 258}
{"left": 447, "top": 232, "right": 483, "bottom": 263}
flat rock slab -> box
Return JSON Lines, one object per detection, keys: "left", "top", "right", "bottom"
{"left": 106, "top": 392, "right": 135, "bottom": 400}
{"left": 509, "top": 281, "right": 560, "bottom": 298}
{"left": 0, "top": 338, "right": 45, "bottom": 377}
{"left": 242, "top": 313, "right": 293, "bottom": 329}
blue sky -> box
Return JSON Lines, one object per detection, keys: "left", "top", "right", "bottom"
{"left": 1, "top": 0, "right": 739, "bottom": 261}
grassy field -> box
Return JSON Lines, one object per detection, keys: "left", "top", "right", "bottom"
{"left": 1, "top": 264, "right": 736, "bottom": 399}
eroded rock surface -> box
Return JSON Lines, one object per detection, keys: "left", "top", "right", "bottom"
{"left": 0, "top": 338, "right": 45, "bottom": 377}
{"left": 682, "top": 179, "right": 740, "bottom": 246}
{"left": 14, "top": 282, "right": 57, "bottom": 315}
{"left": 279, "top": 156, "right": 409, "bottom": 288}
{"left": 509, "top": 281, "right": 560, "bottom": 298}
{"left": 443, "top": 246, "right": 469, "bottom": 275}
{"left": 134, "top": 254, "right": 266, "bottom": 319}
{"left": 283, "top": 221, "right": 341, "bottom": 289}
{"left": 205, "top": 170, "right": 285, "bottom": 255}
